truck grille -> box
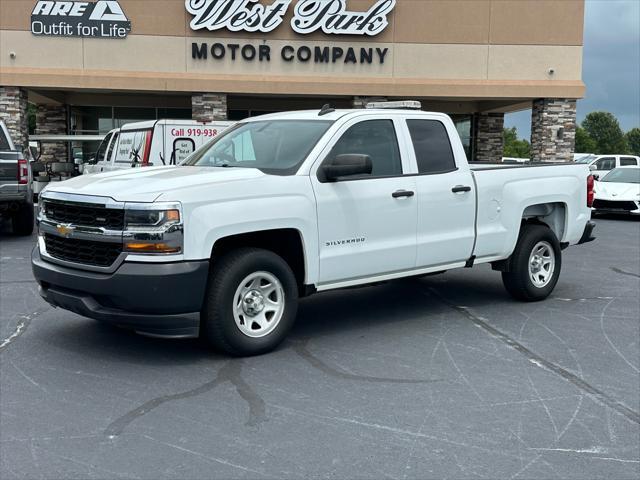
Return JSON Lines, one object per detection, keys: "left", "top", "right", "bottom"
{"left": 44, "top": 234, "right": 122, "bottom": 267}
{"left": 593, "top": 199, "right": 638, "bottom": 211}
{"left": 43, "top": 200, "right": 125, "bottom": 230}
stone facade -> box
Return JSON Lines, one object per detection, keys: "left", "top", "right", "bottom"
{"left": 36, "top": 105, "right": 68, "bottom": 163}
{"left": 530, "top": 98, "right": 577, "bottom": 163}
{"left": 475, "top": 113, "right": 504, "bottom": 163}
{"left": 192, "top": 93, "right": 228, "bottom": 121}
{"left": 0, "top": 86, "right": 29, "bottom": 151}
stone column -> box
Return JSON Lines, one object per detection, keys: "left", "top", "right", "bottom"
{"left": 530, "top": 98, "right": 577, "bottom": 163}
{"left": 36, "top": 105, "right": 68, "bottom": 163}
{"left": 475, "top": 113, "right": 504, "bottom": 163}
{"left": 0, "top": 86, "right": 29, "bottom": 151}
{"left": 192, "top": 93, "right": 227, "bottom": 121}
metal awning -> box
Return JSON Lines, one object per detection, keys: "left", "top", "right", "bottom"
{"left": 29, "top": 135, "right": 105, "bottom": 142}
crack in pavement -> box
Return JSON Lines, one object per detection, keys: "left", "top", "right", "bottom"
{"left": 104, "top": 360, "right": 266, "bottom": 437}
{"left": 292, "top": 338, "right": 444, "bottom": 384}
{"left": 610, "top": 267, "right": 640, "bottom": 279}
{"left": 425, "top": 287, "right": 640, "bottom": 425}
{"left": 0, "top": 307, "right": 51, "bottom": 353}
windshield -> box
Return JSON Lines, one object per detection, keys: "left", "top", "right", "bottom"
{"left": 576, "top": 154, "right": 597, "bottom": 164}
{"left": 182, "top": 120, "right": 332, "bottom": 175}
{"left": 601, "top": 168, "right": 640, "bottom": 184}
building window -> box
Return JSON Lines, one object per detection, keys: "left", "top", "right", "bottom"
{"left": 70, "top": 106, "right": 192, "bottom": 135}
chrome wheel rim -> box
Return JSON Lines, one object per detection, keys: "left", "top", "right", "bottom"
{"left": 233, "top": 271, "right": 285, "bottom": 338}
{"left": 529, "top": 241, "right": 555, "bottom": 288}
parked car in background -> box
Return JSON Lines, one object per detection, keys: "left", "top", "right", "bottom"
{"left": 84, "top": 119, "right": 234, "bottom": 175}
{"left": 0, "top": 120, "right": 33, "bottom": 236}
{"left": 592, "top": 166, "right": 640, "bottom": 216}
{"left": 573, "top": 153, "right": 594, "bottom": 162}
{"left": 575, "top": 154, "right": 640, "bottom": 180}
{"left": 33, "top": 104, "right": 596, "bottom": 356}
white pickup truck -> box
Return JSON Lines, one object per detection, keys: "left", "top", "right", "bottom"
{"left": 32, "top": 104, "right": 596, "bottom": 356}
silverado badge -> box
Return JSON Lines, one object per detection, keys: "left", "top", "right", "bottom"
{"left": 56, "top": 224, "right": 75, "bottom": 238}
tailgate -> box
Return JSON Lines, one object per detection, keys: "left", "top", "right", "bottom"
{"left": 0, "top": 152, "right": 19, "bottom": 183}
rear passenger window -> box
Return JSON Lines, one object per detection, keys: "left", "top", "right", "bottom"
{"left": 620, "top": 157, "right": 638, "bottom": 166}
{"left": 0, "top": 129, "right": 10, "bottom": 150}
{"left": 407, "top": 120, "right": 456, "bottom": 174}
{"left": 328, "top": 120, "right": 402, "bottom": 177}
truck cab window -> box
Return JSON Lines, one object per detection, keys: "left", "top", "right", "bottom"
{"left": 596, "top": 157, "right": 615, "bottom": 170}
{"left": 407, "top": 120, "right": 456, "bottom": 174}
{"left": 620, "top": 157, "right": 638, "bottom": 166}
{"left": 106, "top": 132, "right": 118, "bottom": 162}
{"left": 328, "top": 120, "right": 402, "bottom": 177}
{"left": 95, "top": 133, "right": 112, "bottom": 163}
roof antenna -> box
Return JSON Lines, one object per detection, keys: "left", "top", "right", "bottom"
{"left": 319, "top": 104, "right": 335, "bottom": 116}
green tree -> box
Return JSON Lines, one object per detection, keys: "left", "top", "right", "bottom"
{"left": 503, "top": 127, "right": 530, "bottom": 158}
{"left": 582, "top": 111, "right": 629, "bottom": 154}
{"left": 27, "top": 103, "right": 37, "bottom": 135}
{"left": 575, "top": 126, "right": 597, "bottom": 153}
{"left": 625, "top": 128, "right": 640, "bottom": 156}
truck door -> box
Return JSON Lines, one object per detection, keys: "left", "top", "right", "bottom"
{"left": 311, "top": 117, "right": 418, "bottom": 285}
{"left": 403, "top": 118, "right": 476, "bottom": 267}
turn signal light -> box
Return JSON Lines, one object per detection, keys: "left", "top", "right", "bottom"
{"left": 124, "top": 242, "right": 181, "bottom": 254}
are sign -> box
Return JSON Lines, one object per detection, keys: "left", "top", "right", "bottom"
{"left": 30, "top": 0, "right": 131, "bottom": 38}
{"left": 186, "top": 0, "right": 396, "bottom": 36}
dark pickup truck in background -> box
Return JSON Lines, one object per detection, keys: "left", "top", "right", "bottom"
{"left": 0, "top": 120, "right": 34, "bottom": 236}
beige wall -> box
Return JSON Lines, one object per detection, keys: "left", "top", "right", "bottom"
{"left": 0, "top": 0, "right": 586, "bottom": 100}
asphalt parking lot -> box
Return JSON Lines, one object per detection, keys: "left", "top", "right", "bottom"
{"left": 1, "top": 215, "right": 638, "bottom": 479}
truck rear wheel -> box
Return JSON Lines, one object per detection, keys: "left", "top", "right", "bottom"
{"left": 11, "top": 203, "right": 34, "bottom": 236}
{"left": 201, "top": 248, "right": 298, "bottom": 356}
{"left": 502, "top": 224, "right": 561, "bottom": 302}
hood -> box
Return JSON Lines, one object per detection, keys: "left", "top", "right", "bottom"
{"left": 594, "top": 181, "right": 640, "bottom": 201}
{"left": 44, "top": 166, "right": 265, "bottom": 202}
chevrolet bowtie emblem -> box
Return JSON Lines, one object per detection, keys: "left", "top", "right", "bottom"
{"left": 56, "top": 224, "right": 75, "bottom": 238}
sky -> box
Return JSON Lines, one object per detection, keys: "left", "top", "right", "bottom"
{"left": 505, "top": 0, "right": 640, "bottom": 139}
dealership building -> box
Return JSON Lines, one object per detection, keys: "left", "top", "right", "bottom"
{"left": 0, "top": 0, "right": 585, "bottom": 163}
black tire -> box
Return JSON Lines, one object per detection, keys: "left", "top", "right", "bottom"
{"left": 501, "top": 224, "right": 562, "bottom": 302}
{"left": 11, "top": 203, "right": 34, "bottom": 236}
{"left": 201, "top": 248, "right": 299, "bottom": 356}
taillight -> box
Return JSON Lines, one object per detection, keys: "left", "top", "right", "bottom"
{"left": 141, "top": 130, "right": 153, "bottom": 166}
{"left": 587, "top": 174, "right": 594, "bottom": 208}
{"left": 18, "top": 157, "right": 28, "bottom": 185}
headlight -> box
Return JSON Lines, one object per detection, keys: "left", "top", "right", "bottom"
{"left": 123, "top": 202, "right": 183, "bottom": 254}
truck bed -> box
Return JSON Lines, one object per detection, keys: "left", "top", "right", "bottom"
{"left": 470, "top": 162, "right": 591, "bottom": 262}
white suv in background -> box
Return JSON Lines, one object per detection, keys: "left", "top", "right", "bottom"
{"left": 575, "top": 154, "right": 640, "bottom": 180}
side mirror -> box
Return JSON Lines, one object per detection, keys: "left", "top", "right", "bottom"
{"left": 322, "top": 154, "right": 372, "bottom": 182}
{"left": 589, "top": 164, "right": 597, "bottom": 171}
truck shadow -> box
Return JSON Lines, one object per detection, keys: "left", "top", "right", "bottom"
{"left": 44, "top": 274, "right": 509, "bottom": 364}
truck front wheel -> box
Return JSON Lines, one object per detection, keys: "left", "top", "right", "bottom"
{"left": 502, "top": 224, "right": 562, "bottom": 302}
{"left": 11, "top": 203, "right": 34, "bottom": 236}
{"left": 201, "top": 248, "right": 299, "bottom": 356}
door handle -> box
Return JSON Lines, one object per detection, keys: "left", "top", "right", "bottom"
{"left": 392, "top": 190, "right": 415, "bottom": 198}
{"left": 452, "top": 185, "right": 472, "bottom": 193}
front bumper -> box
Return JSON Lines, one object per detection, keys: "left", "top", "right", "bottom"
{"left": 32, "top": 246, "right": 209, "bottom": 337}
